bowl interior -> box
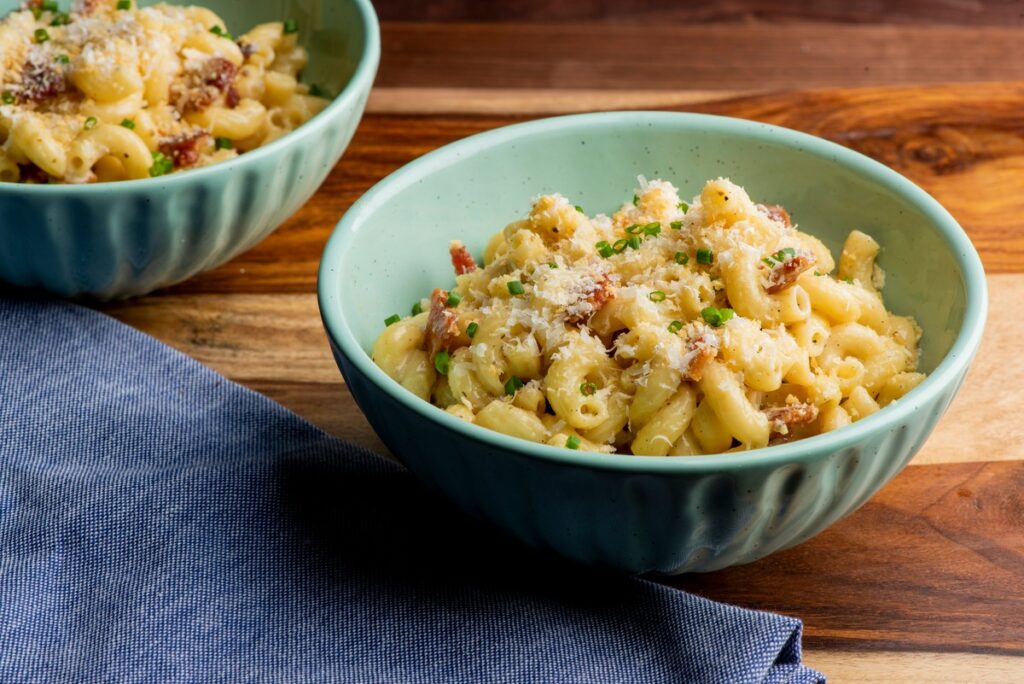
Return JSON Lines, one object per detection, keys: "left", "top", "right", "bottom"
{"left": 0, "top": 0, "right": 369, "bottom": 100}
{"left": 328, "top": 113, "right": 969, "bottom": 378}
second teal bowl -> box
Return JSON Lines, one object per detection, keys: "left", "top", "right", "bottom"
{"left": 318, "top": 112, "right": 986, "bottom": 574}
{"left": 0, "top": 0, "right": 379, "bottom": 299}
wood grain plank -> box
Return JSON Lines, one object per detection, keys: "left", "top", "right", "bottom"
{"left": 375, "top": 0, "right": 1024, "bottom": 26}
{"left": 100, "top": 274, "right": 1023, "bottom": 467}
{"left": 801, "top": 650, "right": 1024, "bottom": 683}
{"left": 378, "top": 22, "right": 1024, "bottom": 91}
{"left": 666, "top": 460, "right": 1024, "bottom": 655}
{"left": 163, "top": 83, "right": 1024, "bottom": 295}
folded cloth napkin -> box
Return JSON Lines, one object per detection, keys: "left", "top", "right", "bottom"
{"left": 0, "top": 297, "right": 824, "bottom": 684}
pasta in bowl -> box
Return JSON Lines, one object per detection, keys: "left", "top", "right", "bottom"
{"left": 373, "top": 178, "right": 925, "bottom": 457}
{"left": 0, "top": 0, "right": 328, "bottom": 183}
{"left": 319, "top": 111, "right": 985, "bottom": 573}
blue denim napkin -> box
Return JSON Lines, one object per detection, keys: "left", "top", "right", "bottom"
{"left": 0, "top": 297, "right": 824, "bottom": 684}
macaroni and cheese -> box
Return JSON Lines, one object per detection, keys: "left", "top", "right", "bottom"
{"left": 373, "top": 177, "right": 926, "bottom": 456}
{"left": 0, "top": 0, "right": 329, "bottom": 183}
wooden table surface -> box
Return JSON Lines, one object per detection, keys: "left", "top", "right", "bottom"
{"left": 102, "top": 4, "right": 1024, "bottom": 682}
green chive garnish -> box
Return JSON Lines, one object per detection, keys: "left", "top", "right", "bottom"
{"left": 42, "top": 0, "right": 58, "bottom": 10}
{"left": 215, "top": 137, "right": 233, "bottom": 150}
{"left": 466, "top": 322, "right": 479, "bottom": 338}
{"left": 116, "top": 0, "right": 131, "bottom": 9}
{"left": 844, "top": 277, "right": 855, "bottom": 284}
{"left": 411, "top": 301, "right": 423, "bottom": 316}
{"left": 612, "top": 238, "right": 628, "bottom": 253}
{"left": 50, "top": 12, "right": 69, "bottom": 25}
{"left": 446, "top": 291, "right": 461, "bottom": 307}
{"left": 56, "top": 54, "right": 69, "bottom": 64}
{"left": 1, "top": 92, "right": 14, "bottom": 105}
{"left": 696, "top": 247, "right": 713, "bottom": 265}
{"left": 148, "top": 151, "right": 173, "bottom": 177}
{"left": 566, "top": 435, "right": 581, "bottom": 450}
{"left": 434, "top": 351, "right": 450, "bottom": 375}
{"left": 632, "top": 193, "right": 639, "bottom": 206}
{"left": 670, "top": 220, "right": 683, "bottom": 230}
{"left": 674, "top": 251, "right": 689, "bottom": 265}
{"left": 504, "top": 376, "right": 524, "bottom": 395}
{"left": 668, "top": 320, "right": 683, "bottom": 334}
{"left": 596, "top": 241, "right": 614, "bottom": 258}
{"left": 768, "top": 247, "right": 796, "bottom": 263}
{"left": 548, "top": 261, "right": 558, "bottom": 269}
{"left": 701, "top": 306, "right": 735, "bottom": 328}
{"left": 210, "top": 25, "right": 234, "bottom": 40}
{"left": 34, "top": 28, "right": 50, "bottom": 43}
{"left": 384, "top": 314, "right": 400, "bottom": 327}
{"left": 625, "top": 224, "right": 642, "bottom": 235}
{"left": 648, "top": 290, "right": 666, "bottom": 302}
{"left": 580, "top": 382, "right": 597, "bottom": 396}
{"left": 678, "top": 201, "right": 689, "bottom": 212}
{"left": 643, "top": 222, "right": 661, "bottom": 236}
{"left": 627, "top": 235, "right": 642, "bottom": 250}
{"left": 83, "top": 116, "right": 97, "bottom": 130}
{"left": 120, "top": 118, "right": 135, "bottom": 129}
{"left": 283, "top": 18, "right": 298, "bottom": 34}
{"left": 507, "top": 280, "right": 525, "bottom": 296}
{"left": 575, "top": 205, "right": 584, "bottom": 214}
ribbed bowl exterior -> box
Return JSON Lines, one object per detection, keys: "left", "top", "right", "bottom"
{"left": 331, "top": 337, "right": 967, "bottom": 574}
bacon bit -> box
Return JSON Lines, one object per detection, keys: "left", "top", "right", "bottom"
{"left": 758, "top": 203, "right": 792, "bottom": 226}
{"left": 682, "top": 328, "right": 719, "bottom": 382}
{"left": 765, "top": 253, "right": 815, "bottom": 294}
{"left": 224, "top": 85, "right": 240, "bottom": 109}
{"left": 449, "top": 240, "right": 477, "bottom": 275}
{"left": 566, "top": 274, "right": 615, "bottom": 325}
{"left": 19, "top": 52, "right": 66, "bottom": 103}
{"left": 174, "top": 57, "right": 239, "bottom": 112}
{"left": 424, "top": 288, "right": 462, "bottom": 355}
{"left": 764, "top": 403, "right": 819, "bottom": 434}
{"left": 237, "top": 41, "right": 256, "bottom": 59}
{"left": 158, "top": 132, "right": 208, "bottom": 169}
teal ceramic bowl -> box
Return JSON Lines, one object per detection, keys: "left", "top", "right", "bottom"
{"left": 318, "top": 112, "right": 986, "bottom": 574}
{"left": 0, "top": 0, "right": 378, "bottom": 300}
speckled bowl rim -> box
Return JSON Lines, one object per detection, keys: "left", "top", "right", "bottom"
{"left": 0, "top": 0, "right": 380, "bottom": 194}
{"left": 318, "top": 111, "right": 988, "bottom": 474}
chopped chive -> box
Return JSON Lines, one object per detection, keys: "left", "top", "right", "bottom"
{"left": 148, "top": 151, "right": 173, "bottom": 177}
{"left": 1, "top": 91, "right": 14, "bottom": 105}
{"left": 565, "top": 435, "right": 581, "bottom": 450}
{"left": 50, "top": 12, "right": 69, "bottom": 25}
{"left": 844, "top": 277, "right": 855, "bottom": 284}
{"left": 701, "top": 306, "right": 735, "bottom": 328}
{"left": 674, "top": 251, "right": 689, "bottom": 265}
{"left": 643, "top": 222, "right": 661, "bottom": 236}
{"left": 466, "top": 322, "right": 479, "bottom": 338}
{"left": 580, "top": 381, "right": 597, "bottom": 396}
{"left": 670, "top": 220, "right": 683, "bottom": 230}
{"left": 120, "top": 118, "right": 135, "bottom": 129}
{"left": 446, "top": 291, "right": 461, "bottom": 307}
{"left": 434, "top": 351, "right": 450, "bottom": 375}
{"left": 42, "top": 0, "right": 58, "bottom": 10}
{"left": 668, "top": 320, "right": 683, "bottom": 334}
{"left": 504, "top": 376, "right": 524, "bottom": 395}
{"left": 548, "top": 261, "right": 558, "bottom": 269}
{"left": 575, "top": 205, "right": 584, "bottom": 214}
{"left": 384, "top": 314, "right": 400, "bottom": 327}
{"left": 116, "top": 0, "right": 131, "bottom": 9}
{"left": 627, "top": 235, "right": 642, "bottom": 250}
{"left": 283, "top": 18, "right": 298, "bottom": 34}
{"left": 210, "top": 25, "right": 234, "bottom": 40}
{"left": 678, "top": 201, "right": 689, "bottom": 212}
{"left": 507, "top": 280, "right": 525, "bottom": 296}
{"left": 411, "top": 301, "right": 423, "bottom": 316}
{"left": 814, "top": 271, "right": 823, "bottom": 276}
{"left": 83, "top": 116, "right": 97, "bottom": 130}
{"left": 56, "top": 54, "right": 69, "bottom": 64}
{"left": 762, "top": 258, "right": 774, "bottom": 266}
{"left": 33, "top": 28, "right": 50, "bottom": 43}
{"left": 625, "top": 223, "right": 643, "bottom": 235}
{"left": 648, "top": 290, "right": 666, "bottom": 302}
{"left": 612, "top": 238, "right": 628, "bottom": 253}
{"left": 769, "top": 247, "right": 796, "bottom": 263}
{"left": 596, "top": 240, "right": 614, "bottom": 258}
{"left": 215, "top": 137, "right": 233, "bottom": 150}
{"left": 632, "top": 193, "right": 639, "bottom": 206}
{"left": 696, "top": 247, "right": 713, "bottom": 265}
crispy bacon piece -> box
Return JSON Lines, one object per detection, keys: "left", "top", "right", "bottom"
{"left": 449, "top": 240, "right": 477, "bottom": 275}
{"left": 19, "top": 51, "right": 66, "bottom": 103}
{"left": 758, "top": 203, "right": 792, "bottom": 227}
{"left": 158, "top": 132, "right": 209, "bottom": 169}
{"left": 174, "top": 57, "right": 239, "bottom": 112}
{"left": 224, "top": 85, "right": 240, "bottom": 109}
{"left": 765, "top": 403, "right": 819, "bottom": 434}
{"left": 765, "top": 253, "right": 815, "bottom": 294}
{"left": 566, "top": 274, "right": 615, "bottom": 325}
{"left": 424, "top": 288, "right": 461, "bottom": 355}
{"left": 681, "top": 328, "right": 719, "bottom": 382}
{"left": 237, "top": 41, "right": 256, "bottom": 59}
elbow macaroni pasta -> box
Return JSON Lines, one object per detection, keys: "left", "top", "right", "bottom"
{"left": 0, "top": 1, "right": 330, "bottom": 183}
{"left": 372, "top": 177, "right": 926, "bottom": 456}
